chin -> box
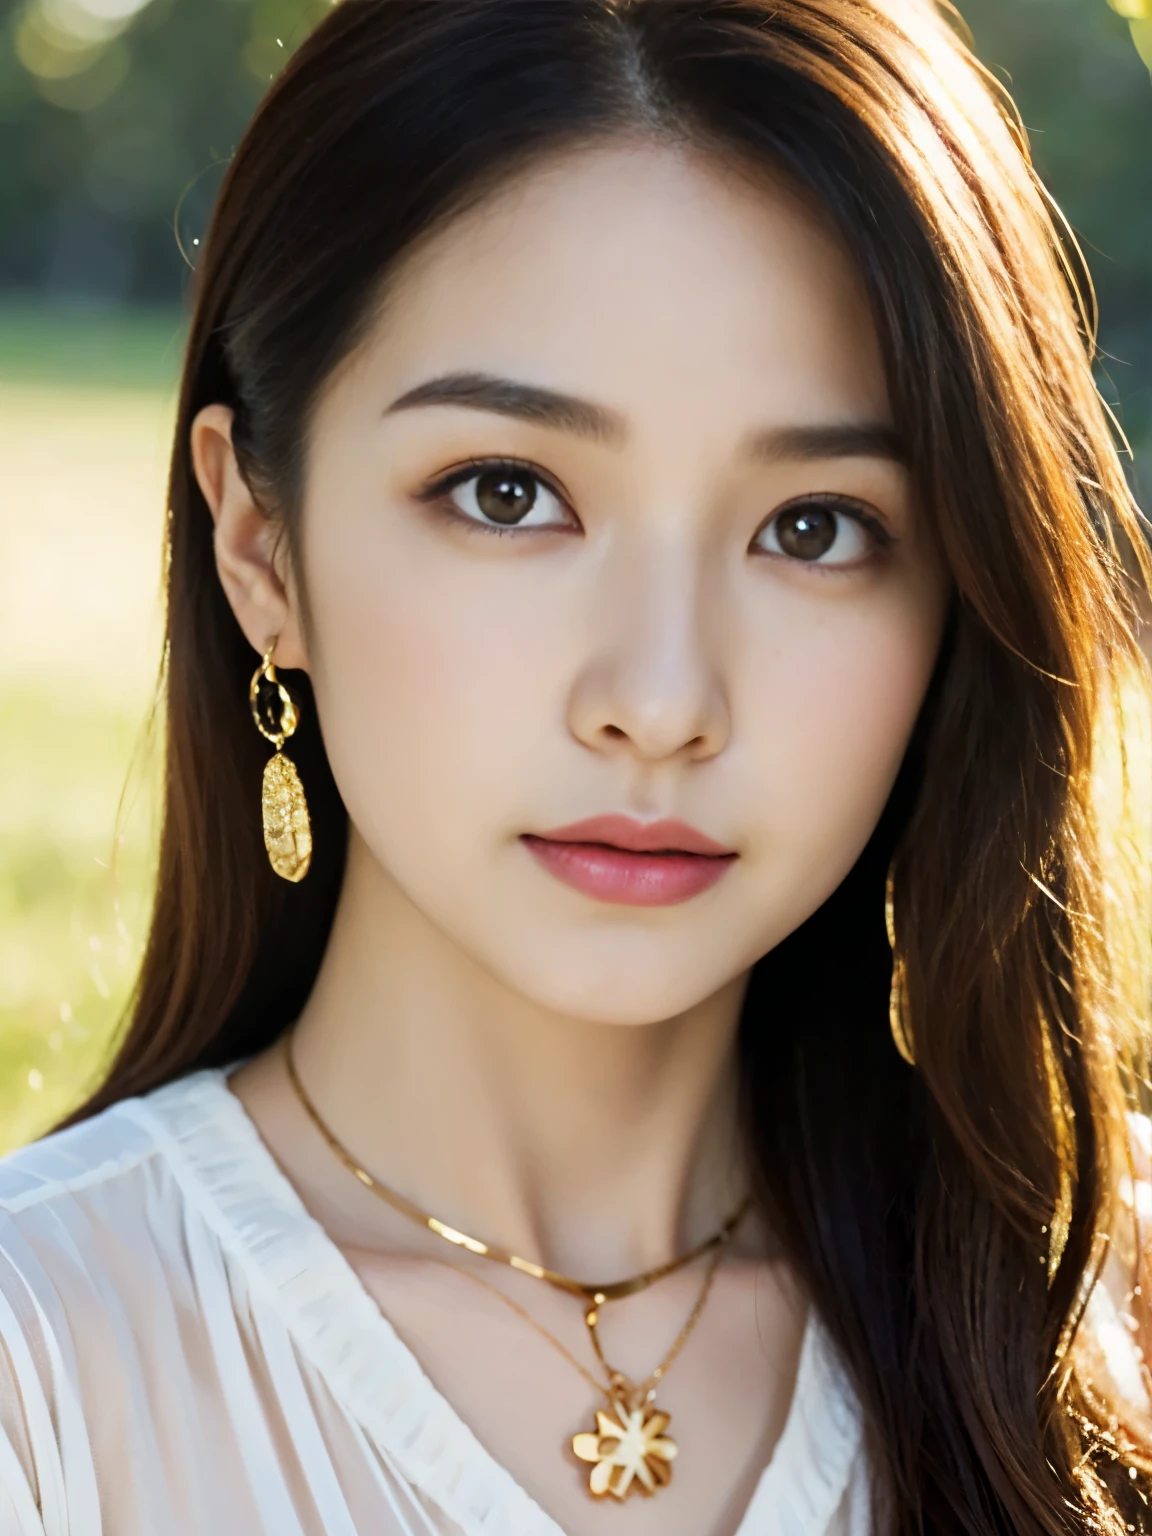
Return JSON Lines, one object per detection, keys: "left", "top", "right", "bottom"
{"left": 499, "top": 945, "right": 743, "bottom": 1028}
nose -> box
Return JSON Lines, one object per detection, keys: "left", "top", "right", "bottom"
{"left": 566, "top": 538, "right": 731, "bottom": 765}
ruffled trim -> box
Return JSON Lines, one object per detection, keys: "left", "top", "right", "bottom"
{"left": 116, "top": 1069, "right": 863, "bottom": 1536}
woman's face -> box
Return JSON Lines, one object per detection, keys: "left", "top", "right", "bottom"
{"left": 293, "top": 142, "right": 948, "bottom": 1024}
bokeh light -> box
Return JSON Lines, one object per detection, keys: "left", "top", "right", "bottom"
{"left": 1107, "top": 0, "right": 1152, "bottom": 72}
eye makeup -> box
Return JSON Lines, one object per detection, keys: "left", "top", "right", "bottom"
{"left": 411, "top": 455, "right": 899, "bottom": 565}
{"left": 750, "top": 492, "right": 895, "bottom": 570}
{"left": 413, "top": 456, "right": 577, "bottom": 537}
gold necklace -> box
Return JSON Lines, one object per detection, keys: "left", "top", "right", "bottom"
{"left": 424, "top": 1248, "right": 722, "bottom": 1500}
{"left": 283, "top": 1031, "right": 747, "bottom": 1500}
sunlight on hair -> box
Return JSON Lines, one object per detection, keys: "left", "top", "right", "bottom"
{"left": 1093, "top": 659, "right": 1152, "bottom": 1101}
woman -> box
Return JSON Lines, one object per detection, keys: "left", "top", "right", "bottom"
{"left": 1, "top": 0, "right": 1150, "bottom": 1530}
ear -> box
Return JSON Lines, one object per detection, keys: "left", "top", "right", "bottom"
{"left": 190, "top": 404, "right": 309, "bottom": 671}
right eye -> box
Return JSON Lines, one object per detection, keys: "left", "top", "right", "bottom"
{"left": 431, "top": 461, "right": 573, "bottom": 532}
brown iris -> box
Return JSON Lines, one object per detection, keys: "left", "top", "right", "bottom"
{"left": 774, "top": 502, "right": 838, "bottom": 561}
{"left": 475, "top": 468, "right": 536, "bottom": 524}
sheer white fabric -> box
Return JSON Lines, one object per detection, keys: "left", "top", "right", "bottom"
{"left": 0, "top": 1071, "right": 870, "bottom": 1536}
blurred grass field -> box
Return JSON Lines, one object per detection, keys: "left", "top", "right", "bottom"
{"left": 0, "top": 306, "right": 183, "bottom": 1150}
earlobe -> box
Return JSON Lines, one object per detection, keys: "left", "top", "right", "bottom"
{"left": 190, "top": 404, "right": 309, "bottom": 671}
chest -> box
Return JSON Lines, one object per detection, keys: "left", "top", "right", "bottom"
{"left": 343, "top": 1252, "right": 807, "bottom": 1536}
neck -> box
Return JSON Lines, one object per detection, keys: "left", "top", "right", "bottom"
{"left": 289, "top": 834, "right": 751, "bottom": 1281}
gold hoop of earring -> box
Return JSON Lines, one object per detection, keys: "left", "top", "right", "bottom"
{"left": 249, "top": 640, "right": 312, "bottom": 883}
{"left": 885, "top": 862, "right": 916, "bottom": 1067}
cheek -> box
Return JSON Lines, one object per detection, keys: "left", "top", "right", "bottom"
{"left": 734, "top": 580, "right": 942, "bottom": 919}
{"left": 753, "top": 607, "right": 932, "bottom": 774}
{"left": 299, "top": 503, "right": 561, "bottom": 860}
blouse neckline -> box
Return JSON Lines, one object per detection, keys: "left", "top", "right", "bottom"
{"left": 119, "top": 1068, "right": 864, "bottom": 1536}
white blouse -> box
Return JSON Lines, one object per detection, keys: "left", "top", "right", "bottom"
{"left": 0, "top": 1069, "right": 871, "bottom": 1535}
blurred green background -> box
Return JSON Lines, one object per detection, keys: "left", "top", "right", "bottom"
{"left": 0, "top": 0, "right": 1150, "bottom": 1150}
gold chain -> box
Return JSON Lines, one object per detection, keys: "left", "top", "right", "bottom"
{"left": 421, "top": 1254, "right": 609, "bottom": 1397}
{"left": 283, "top": 1030, "right": 744, "bottom": 1503}
{"left": 583, "top": 1247, "right": 722, "bottom": 1401}
{"left": 283, "top": 1029, "right": 749, "bottom": 1302}
{"left": 421, "top": 1244, "right": 723, "bottom": 1405}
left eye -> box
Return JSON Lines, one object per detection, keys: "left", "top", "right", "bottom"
{"left": 752, "top": 498, "right": 880, "bottom": 566}
{"left": 442, "top": 464, "right": 570, "bottom": 530}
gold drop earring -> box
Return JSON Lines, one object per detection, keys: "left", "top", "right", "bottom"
{"left": 249, "top": 639, "right": 313, "bottom": 882}
{"left": 885, "top": 862, "right": 916, "bottom": 1066}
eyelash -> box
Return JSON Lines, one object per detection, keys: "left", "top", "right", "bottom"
{"left": 756, "top": 493, "right": 895, "bottom": 567}
{"left": 415, "top": 456, "right": 572, "bottom": 538}
{"left": 415, "top": 457, "right": 893, "bottom": 560}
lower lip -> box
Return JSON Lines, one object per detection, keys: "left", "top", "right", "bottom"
{"left": 521, "top": 836, "right": 736, "bottom": 907}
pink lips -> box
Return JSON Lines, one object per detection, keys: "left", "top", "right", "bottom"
{"left": 521, "top": 815, "right": 737, "bottom": 907}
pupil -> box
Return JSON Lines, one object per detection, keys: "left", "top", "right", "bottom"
{"left": 476, "top": 469, "right": 535, "bottom": 524}
{"left": 776, "top": 505, "right": 836, "bottom": 561}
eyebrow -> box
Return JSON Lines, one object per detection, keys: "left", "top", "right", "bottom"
{"left": 384, "top": 372, "right": 627, "bottom": 445}
{"left": 741, "top": 422, "right": 906, "bottom": 465}
{"left": 384, "top": 370, "right": 905, "bottom": 464}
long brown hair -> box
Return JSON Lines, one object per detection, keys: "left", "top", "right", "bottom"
{"left": 70, "top": 0, "right": 1152, "bottom": 1528}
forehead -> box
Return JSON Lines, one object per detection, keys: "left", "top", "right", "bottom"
{"left": 353, "top": 140, "right": 890, "bottom": 435}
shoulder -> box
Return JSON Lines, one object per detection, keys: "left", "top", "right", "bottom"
{"left": 0, "top": 1071, "right": 244, "bottom": 1532}
{"left": 0, "top": 1069, "right": 235, "bottom": 1228}
{"left": 0, "top": 1069, "right": 248, "bottom": 1297}
{"left": 0, "top": 1096, "right": 158, "bottom": 1215}
{"left": 0, "top": 1094, "right": 164, "bottom": 1369}
{"left": 0, "top": 1070, "right": 231, "bottom": 1339}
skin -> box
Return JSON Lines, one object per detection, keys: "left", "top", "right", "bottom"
{"left": 192, "top": 140, "right": 948, "bottom": 1536}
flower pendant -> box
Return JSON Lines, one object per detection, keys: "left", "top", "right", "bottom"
{"left": 572, "top": 1388, "right": 678, "bottom": 1499}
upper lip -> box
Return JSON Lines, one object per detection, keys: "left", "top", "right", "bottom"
{"left": 527, "top": 815, "right": 736, "bottom": 857}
